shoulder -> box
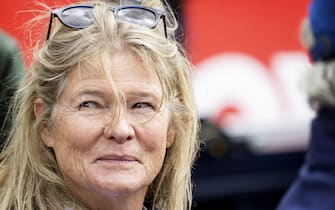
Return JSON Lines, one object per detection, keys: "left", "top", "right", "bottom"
{"left": 0, "top": 30, "right": 25, "bottom": 82}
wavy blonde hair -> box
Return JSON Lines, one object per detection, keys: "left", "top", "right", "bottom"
{"left": 0, "top": 1, "right": 199, "bottom": 210}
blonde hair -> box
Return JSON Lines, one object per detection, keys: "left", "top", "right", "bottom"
{"left": 300, "top": 18, "right": 335, "bottom": 109}
{"left": 0, "top": 1, "right": 199, "bottom": 210}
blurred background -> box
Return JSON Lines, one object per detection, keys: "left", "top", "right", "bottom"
{"left": 1, "top": 0, "right": 311, "bottom": 209}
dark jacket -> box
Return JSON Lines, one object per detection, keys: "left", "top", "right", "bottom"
{"left": 277, "top": 107, "right": 335, "bottom": 210}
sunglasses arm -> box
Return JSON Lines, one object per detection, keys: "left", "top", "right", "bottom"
{"left": 162, "top": 17, "right": 167, "bottom": 38}
{"left": 46, "top": 13, "right": 54, "bottom": 41}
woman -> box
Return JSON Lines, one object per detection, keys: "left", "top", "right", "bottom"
{"left": 0, "top": 1, "right": 199, "bottom": 210}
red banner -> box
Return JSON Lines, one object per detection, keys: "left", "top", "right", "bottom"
{"left": 183, "top": 0, "right": 312, "bottom": 153}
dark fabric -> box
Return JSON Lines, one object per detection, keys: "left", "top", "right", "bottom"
{"left": 276, "top": 107, "right": 335, "bottom": 210}
{"left": 0, "top": 30, "right": 24, "bottom": 149}
{"left": 309, "top": 0, "right": 335, "bottom": 62}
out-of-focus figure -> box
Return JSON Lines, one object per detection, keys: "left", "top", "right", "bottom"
{"left": 277, "top": 0, "right": 335, "bottom": 209}
{"left": 0, "top": 30, "right": 24, "bottom": 149}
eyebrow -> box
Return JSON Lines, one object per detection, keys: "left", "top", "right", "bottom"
{"left": 73, "top": 89, "right": 161, "bottom": 101}
{"left": 126, "top": 90, "right": 161, "bottom": 100}
{"left": 74, "top": 89, "right": 107, "bottom": 98}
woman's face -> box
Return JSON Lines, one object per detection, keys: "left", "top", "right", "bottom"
{"left": 38, "top": 52, "right": 173, "bottom": 206}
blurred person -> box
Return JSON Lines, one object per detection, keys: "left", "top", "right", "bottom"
{"left": 277, "top": 0, "right": 335, "bottom": 209}
{"left": 0, "top": 1, "right": 200, "bottom": 210}
{"left": 0, "top": 30, "right": 24, "bottom": 150}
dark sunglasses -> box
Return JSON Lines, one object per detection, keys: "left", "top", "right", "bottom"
{"left": 46, "top": 4, "right": 167, "bottom": 40}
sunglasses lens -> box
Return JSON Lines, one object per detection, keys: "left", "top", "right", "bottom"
{"left": 117, "top": 8, "right": 157, "bottom": 28}
{"left": 62, "top": 7, "right": 94, "bottom": 28}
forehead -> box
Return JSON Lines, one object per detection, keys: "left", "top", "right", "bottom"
{"left": 63, "top": 51, "right": 162, "bottom": 95}
{"left": 74, "top": 51, "right": 159, "bottom": 81}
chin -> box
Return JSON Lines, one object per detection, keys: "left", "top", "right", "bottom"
{"left": 93, "top": 176, "right": 148, "bottom": 193}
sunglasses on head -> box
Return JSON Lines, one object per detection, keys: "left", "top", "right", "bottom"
{"left": 46, "top": 4, "right": 167, "bottom": 40}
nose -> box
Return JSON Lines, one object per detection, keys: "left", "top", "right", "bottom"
{"left": 103, "top": 114, "right": 135, "bottom": 143}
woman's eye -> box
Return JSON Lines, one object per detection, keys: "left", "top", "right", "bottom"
{"left": 132, "top": 102, "right": 154, "bottom": 109}
{"left": 79, "top": 101, "right": 98, "bottom": 109}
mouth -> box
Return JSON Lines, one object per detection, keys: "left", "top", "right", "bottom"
{"left": 96, "top": 154, "right": 140, "bottom": 163}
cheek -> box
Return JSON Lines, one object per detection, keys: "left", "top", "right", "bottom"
{"left": 55, "top": 143, "right": 84, "bottom": 174}
{"left": 52, "top": 126, "right": 100, "bottom": 188}
{"left": 54, "top": 115, "right": 103, "bottom": 150}
{"left": 144, "top": 111, "right": 171, "bottom": 151}
{"left": 141, "top": 119, "right": 169, "bottom": 151}
{"left": 140, "top": 119, "right": 170, "bottom": 172}
{"left": 51, "top": 116, "right": 103, "bottom": 174}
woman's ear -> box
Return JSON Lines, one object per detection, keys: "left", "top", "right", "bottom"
{"left": 34, "top": 98, "right": 54, "bottom": 148}
{"left": 166, "top": 128, "right": 175, "bottom": 148}
{"left": 34, "top": 98, "right": 45, "bottom": 118}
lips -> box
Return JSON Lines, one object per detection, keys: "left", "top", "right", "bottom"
{"left": 97, "top": 154, "right": 139, "bottom": 163}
